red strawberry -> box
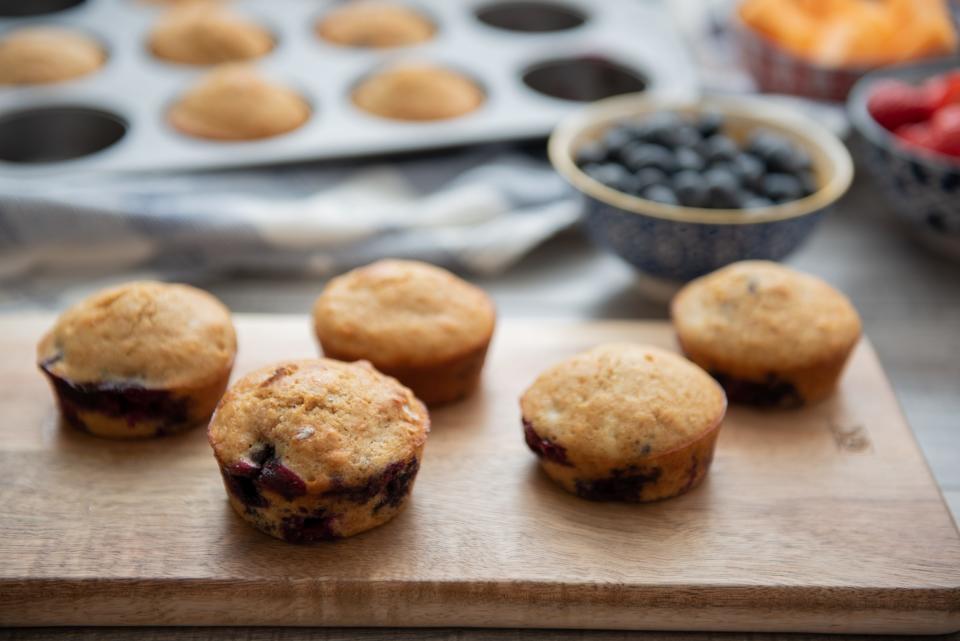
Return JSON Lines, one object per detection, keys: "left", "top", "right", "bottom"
{"left": 925, "top": 71, "right": 960, "bottom": 110}
{"left": 867, "top": 79, "right": 937, "bottom": 131}
{"left": 896, "top": 122, "right": 937, "bottom": 151}
{"left": 930, "top": 104, "right": 960, "bottom": 158}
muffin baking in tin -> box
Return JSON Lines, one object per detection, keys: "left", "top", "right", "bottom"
{"left": 0, "top": 0, "right": 697, "bottom": 172}
{"left": 37, "top": 281, "right": 236, "bottom": 438}
{"left": 521, "top": 344, "right": 727, "bottom": 502}
{"left": 672, "top": 261, "right": 862, "bottom": 408}
{"left": 208, "top": 358, "right": 430, "bottom": 542}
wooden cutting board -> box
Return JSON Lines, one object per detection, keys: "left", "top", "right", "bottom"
{"left": 1, "top": 314, "right": 958, "bottom": 634}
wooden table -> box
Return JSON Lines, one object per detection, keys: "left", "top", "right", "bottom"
{"left": 1, "top": 174, "right": 958, "bottom": 639}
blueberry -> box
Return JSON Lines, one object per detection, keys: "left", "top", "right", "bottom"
{"left": 672, "top": 170, "right": 707, "bottom": 207}
{"left": 797, "top": 170, "right": 818, "bottom": 196}
{"left": 701, "top": 135, "right": 739, "bottom": 164}
{"left": 732, "top": 153, "right": 765, "bottom": 191}
{"left": 602, "top": 125, "right": 633, "bottom": 153}
{"left": 766, "top": 144, "right": 812, "bottom": 174}
{"left": 641, "top": 185, "right": 679, "bottom": 205}
{"left": 704, "top": 168, "right": 743, "bottom": 208}
{"left": 674, "top": 147, "right": 705, "bottom": 172}
{"left": 697, "top": 111, "right": 725, "bottom": 138}
{"left": 575, "top": 141, "right": 608, "bottom": 166}
{"left": 640, "top": 112, "right": 690, "bottom": 147}
{"left": 634, "top": 167, "right": 669, "bottom": 191}
{"left": 742, "top": 195, "right": 775, "bottom": 209}
{"left": 621, "top": 143, "right": 676, "bottom": 173}
{"left": 747, "top": 130, "right": 796, "bottom": 166}
{"left": 584, "top": 163, "right": 632, "bottom": 192}
{"left": 762, "top": 173, "right": 804, "bottom": 203}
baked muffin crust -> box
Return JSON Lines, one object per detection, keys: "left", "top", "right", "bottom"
{"left": 38, "top": 281, "right": 235, "bottom": 389}
{"left": 314, "top": 260, "right": 495, "bottom": 368}
{"left": 209, "top": 359, "right": 429, "bottom": 541}
{"left": 672, "top": 261, "right": 862, "bottom": 406}
{"left": 521, "top": 344, "right": 726, "bottom": 502}
{"left": 352, "top": 63, "right": 484, "bottom": 121}
{"left": 0, "top": 27, "right": 105, "bottom": 85}
{"left": 317, "top": 2, "right": 434, "bottom": 48}
{"left": 149, "top": 4, "right": 274, "bottom": 65}
{"left": 168, "top": 64, "right": 310, "bottom": 140}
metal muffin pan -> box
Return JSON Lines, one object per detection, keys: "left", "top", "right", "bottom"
{"left": 0, "top": 0, "right": 699, "bottom": 174}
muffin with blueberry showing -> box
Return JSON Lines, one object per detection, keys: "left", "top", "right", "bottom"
{"left": 575, "top": 111, "right": 818, "bottom": 210}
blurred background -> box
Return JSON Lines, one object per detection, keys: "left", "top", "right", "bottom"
{"left": 0, "top": 0, "right": 958, "bottom": 520}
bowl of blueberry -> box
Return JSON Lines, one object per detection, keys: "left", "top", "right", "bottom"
{"left": 847, "top": 59, "right": 960, "bottom": 260}
{"left": 548, "top": 95, "right": 853, "bottom": 283}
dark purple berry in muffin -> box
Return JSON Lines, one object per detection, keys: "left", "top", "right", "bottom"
{"left": 523, "top": 418, "right": 572, "bottom": 466}
{"left": 259, "top": 459, "right": 307, "bottom": 500}
{"left": 574, "top": 465, "right": 663, "bottom": 502}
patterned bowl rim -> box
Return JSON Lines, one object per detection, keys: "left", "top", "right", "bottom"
{"left": 847, "top": 56, "right": 960, "bottom": 172}
{"left": 548, "top": 93, "right": 853, "bottom": 225}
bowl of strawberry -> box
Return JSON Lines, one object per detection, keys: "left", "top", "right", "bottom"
{"left": 849, "top": 59, "right": 960, "bottom": 258}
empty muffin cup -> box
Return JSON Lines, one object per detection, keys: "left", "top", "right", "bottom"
{"left": 522, "top": 56, "right": 646, "bottom": 102}
{"left": 0, "top": 0, "right": 85, "bottom": 16}
{"left": 475, "top": 1, "right": 587, "bottom": 33}
{"left": 0, "top": 107, "right": 127, "bottom": 163}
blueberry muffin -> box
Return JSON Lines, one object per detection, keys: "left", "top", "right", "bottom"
{"left": 37, "top": 281, "right": 236, "bottom": 439}
{"left": 0, "top": 27, "right": 105, "bottom": 86}
{"left": 312, "top": 259, "right": 496, "bottom": 406}
{"left": 352, "top": 63, "right": 484, "bottom": 121}
{"left": 168, "top": 64, "right": 310, "bottom": 140}
{"left": 316, "top": 2, "right": 434, "bottom": 48}
{"left": 208, "top": 359, "right": 430, "bottom": 542}
{"left": 149, "top": 4, "right": 274, "bottom": 65}
{"left": 671, "top": 261, "right": 862, "bottom": 408}
{"left": 521, "top": 344, "right": 726, "bottom": 502}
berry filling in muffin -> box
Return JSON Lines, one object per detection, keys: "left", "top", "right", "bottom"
{"left": 709, "top": 371, "right": 804, "bottom": 409}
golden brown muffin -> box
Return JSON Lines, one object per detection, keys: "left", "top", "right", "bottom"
{"left": 37, "top": 281, "right": 237, "bottom": 439}
{"left": 149, "top": 4, "right": 274, "bottom": 65}
{"left": 520, "top": 344, "right": 726, "bottom": 502}
{"left": 0, "top": 27, "right": 105, "bottom": 86}
{"left": 317, "top": 2, "right": 434, "bottom": 48}
{"left": 208, "top": 359, "right": 430, "bottom": 542}
{"left": 168, "top": 64, "right": 310, "bottom": 140}
{"left": 671, "top": 261, "right": 862, "bottom": 408}
{"left": 352, "top": 63, "right": 484, "bottom": 121}
{"left": 313, "top": 259, "right": 496, "bottom": 406}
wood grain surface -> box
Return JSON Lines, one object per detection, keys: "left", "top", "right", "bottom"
{"left": 0, "top": 315, "right": 958, "bottom": 634}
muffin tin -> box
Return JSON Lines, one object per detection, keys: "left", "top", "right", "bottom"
{"left": 0, "top": 0, "right": 698, "bottom": 174}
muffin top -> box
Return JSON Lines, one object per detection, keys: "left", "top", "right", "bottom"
{"left": 671, "top": 261, "right": 862, "bottom": 371}
{"left": 314, "top": 260, "right": 496, "bottom": 368}
{"left": 521, "top": 344, "right": 726, "bottom": 464}
{"left": 168, "top": 64, "right": 309, "bottom": 140}
{"left": 37, "top": 281, "right": 236, "bottom": 389}
{"left": 352, "top": 63, "right": 484, "bottom": 121}
{"left": 149, "top": 4, "right": 274, "bottom": 65}
{"left": 208, "top": 359, "right": 429, "bottom": 491}
{"left": 0, "top": 27, "right": 105, "bottom": 86}
{"left": 317, "top": 2, "right": 434, "bottom": 48}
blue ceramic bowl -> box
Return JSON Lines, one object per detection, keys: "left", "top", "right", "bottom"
{"left": 548, "top": 95, "right": 854, "bottom": 283}
{"left": 847, "top": 58, "right": 960, "bottom": 260}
